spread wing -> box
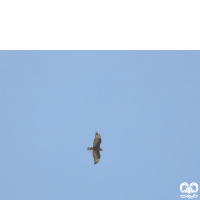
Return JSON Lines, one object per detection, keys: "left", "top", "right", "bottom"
{"left": 93, "top": 150, "right": 101, "bottom": 164}
{"left": 93, "top": 132, "right": 101, "bottom": 149}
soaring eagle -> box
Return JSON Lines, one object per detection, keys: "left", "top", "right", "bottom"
{"left": 87, "top": 132, "right": 103, "bottom": 164}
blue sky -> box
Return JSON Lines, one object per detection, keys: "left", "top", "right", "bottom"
{"left": 0, "top": 51, "right": 200, "bottom": 200}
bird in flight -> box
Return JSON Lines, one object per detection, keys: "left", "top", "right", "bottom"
{"left": 87, "top": 132, "right": 103, "bottom": 164}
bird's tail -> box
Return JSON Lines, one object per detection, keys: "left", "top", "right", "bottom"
{"left": 87, "top": 147, "right": 93, "bottom": 150}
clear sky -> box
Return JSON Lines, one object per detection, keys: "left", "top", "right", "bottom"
{"left": 0, "top": 51, "right": 200, "bottom": 200}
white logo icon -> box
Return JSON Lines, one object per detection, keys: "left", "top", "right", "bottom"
{"left": 180, "top": 182, "right": 198, "bottom": 199}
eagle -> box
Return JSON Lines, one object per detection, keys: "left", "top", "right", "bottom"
{"left": 87, "top": 132, "right": 103, "bottom": 164}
